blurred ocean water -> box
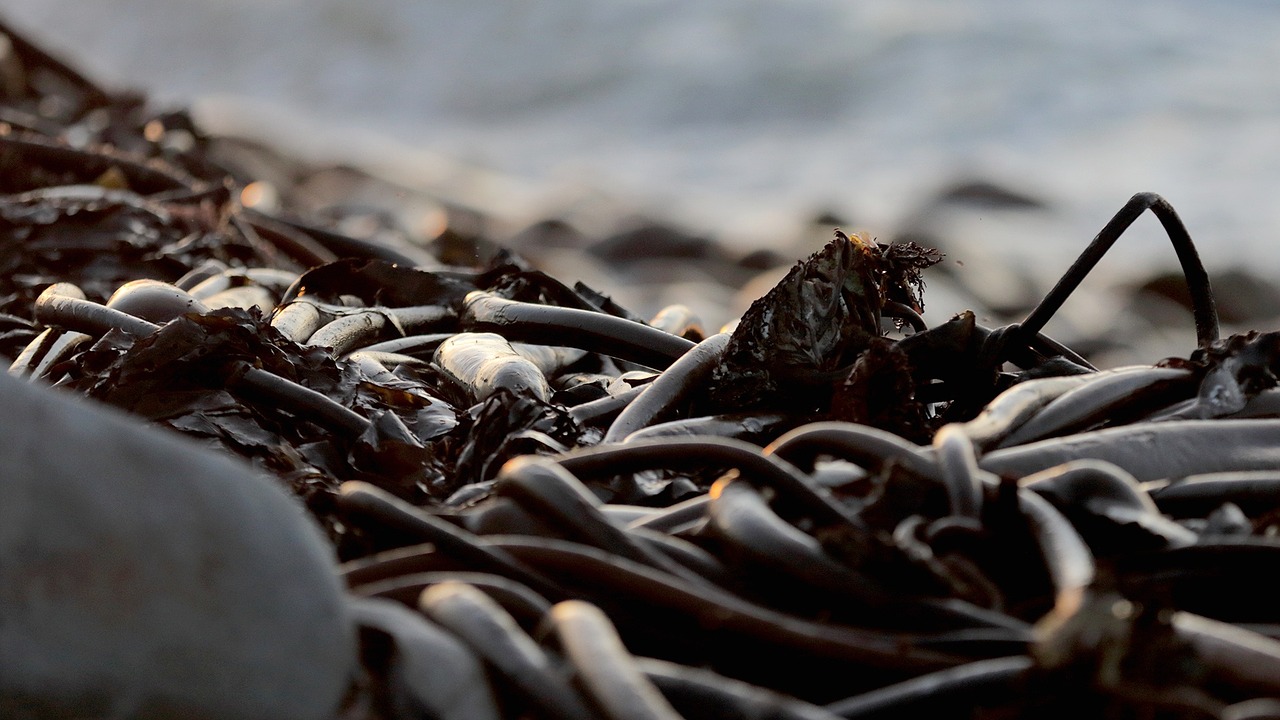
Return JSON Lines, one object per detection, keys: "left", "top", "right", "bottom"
{"left": 6, "top": 0, "right": 1280, "bottom": 279}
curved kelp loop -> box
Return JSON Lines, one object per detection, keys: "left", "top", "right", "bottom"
{"left": 930, "top": 425, "right": 988, "bottom": 521}
{"left": 420, "top": 582, "right": 598, "bottom": 720}
{"left": 568, "top": 385, "right": 647, "bottom": 427}
{"left": 1017, "top": 489, "right": 1095, "bottom": 616}
{"left": 1014, "top": 192, "right": 1219, "bottom": 352}
{"left": 764, "top": 422, "right": 938, "bottom": 481}
{"left": 549, "top": 600, "right": 686, "bottom": 720}
{"left": 705, "top": 475, "right": 892, "bottom": 606}
{"left": 1019, "top": 459, "right": 1197, "bottom": 551}
{"left": 555, "top": 436, "right": 865, "bottom": 531}
{"left": 463, "top": 291, "right": 696, "bottom": 370}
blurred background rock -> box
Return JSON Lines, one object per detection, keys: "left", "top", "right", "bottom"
{"left": 6, "top": 0, "right": 1280, "bottom": 365}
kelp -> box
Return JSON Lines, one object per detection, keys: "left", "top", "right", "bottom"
{"left": 704, "top": 231, "right": 940, "bottom": 414}
{"left": 10, "top": 16, "right": 1280, "bottom": 719}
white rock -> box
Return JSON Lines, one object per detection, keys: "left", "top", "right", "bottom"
{"left": 0, "top": 372, "right": 355, "bottom": 719}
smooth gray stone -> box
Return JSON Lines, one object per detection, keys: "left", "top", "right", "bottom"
{"left": 0, "top": 372, "right": 355, "bottom": 720}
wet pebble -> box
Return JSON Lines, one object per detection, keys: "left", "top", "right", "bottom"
{"left": 0, "top": 371, "right": 354, "bottom": 720}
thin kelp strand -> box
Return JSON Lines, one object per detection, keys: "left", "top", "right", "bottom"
{"left": 823, "top": 656, "right": 1033, "bottom": 719}
{"left": 1018, "top": 489, "right": 1094, "bottom": 613}
{"left": 557, "top": 436, "right": 866, "bottom": 531}
{"left": 496, "top": 456, "right": 713, "bottom": 586}
{"left": 343, "top": 350, "right": 431, "bottom": 373}
{"left": 341, "top": 543, "right": 458, "bottom": 588}
{"left": 1145, "top": 470, "right": 1280, "bottom": 518}
{"left": 225, "top": 363, "right": 371, "bottom": 436}
{"left": 639, "top": 657, "right": 844, "bottom": 720}
{"left": 489, "top": 535, "right": 998, "bottom": 669}
{"left": 623, "top": 413, "right": 790, "bottom": 443}
{"left": 766, "top": 422, "right": 938, "bottom": 480}
{"left": 464, "top": 291, "right": 696, "bottom": 370}
{"left": 626, "top": 494, "right": 710, "bottom": 533}
{"left": 1171, "top": 611, "right": 1280, "bottom": 695}
{"left": 0, "top": 132, "right": 197, "bottom": 193}
{"left": 244, "top": 208, "right": 434, "bottom": 266}
{"left": 605, "top": 332, "right": 731, "bottom": 442}
{"left": 882, "top": 300, "right": 927, "bottom": 333}
{"left": 242, "top": 209, "right": 340, "bottom": 267}
{"left": 1017, "top": 192, "right": 1218, "bottom": 349}
{"left": 568, "top": 385, "right": 646, "bottom": 427}
{"left": 337, "top": 482, "right": 563, "bottom": 600}
{"left": 355, "top": 333, "right": 454, "bottom": 359}
{"left": 981, "top": 419, "right": 1280, "bottom": 481}
{"left": 707, "top": 476, "right": 892, "bottom": 606}
{"left": 954, "top": 374, "right": 1103, "bottom": 450}
{"left": 1020, "top": 460, "right": 1197, "bottom": 548}
{"left": 996, "top": 366, "right": 1196, "bottom": 448}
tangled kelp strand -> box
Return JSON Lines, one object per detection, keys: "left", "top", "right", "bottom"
{"left": 420, "top": 582, "right": 599, "bottom": 720}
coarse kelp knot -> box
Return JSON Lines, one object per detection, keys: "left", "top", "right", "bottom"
{"left": 706, "top": 230, "right": 941, "bottom": 413}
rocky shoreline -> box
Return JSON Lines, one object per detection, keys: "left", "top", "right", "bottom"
{"left": 5, "top": 16, "right": 1280, "bottom": 720}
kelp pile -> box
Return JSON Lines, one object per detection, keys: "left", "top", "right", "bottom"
{"left": 7, "top": 17, "right": 1280, "bottom": 720}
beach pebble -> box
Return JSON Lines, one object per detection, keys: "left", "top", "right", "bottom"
{"left": 0, "top": 372, "right": 354, "bottom": 719}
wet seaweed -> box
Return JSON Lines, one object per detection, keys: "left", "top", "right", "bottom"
{"left": 9, "top": 17, "right": 1280, "bottom": 720}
